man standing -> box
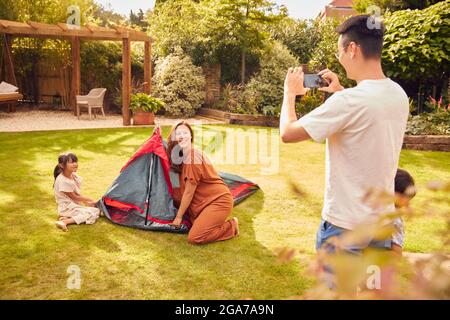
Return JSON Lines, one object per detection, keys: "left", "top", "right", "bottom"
{"left": 279, "top": 15, "right": 409, "bottom": 253}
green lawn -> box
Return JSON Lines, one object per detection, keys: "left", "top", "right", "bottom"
{"left": 0, "top": 125, "right": 449, "bottom": 299}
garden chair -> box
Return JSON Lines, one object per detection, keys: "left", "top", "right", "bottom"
{"left": 76, "top": 88, "right": 107, "bottom": 120}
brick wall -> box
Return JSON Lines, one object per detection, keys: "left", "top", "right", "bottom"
{"left": 202, "top": 64, "right": 221, "bottom": 107}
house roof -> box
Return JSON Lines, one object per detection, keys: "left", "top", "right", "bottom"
{"left": 329, "top": 0, "right": 354, "bottom": 7}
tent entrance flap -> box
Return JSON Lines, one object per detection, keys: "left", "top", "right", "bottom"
{"left": 144, "top": 153, "right": 154, "bottom": 226}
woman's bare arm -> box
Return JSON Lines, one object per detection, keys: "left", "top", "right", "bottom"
{"left": 175, "top": 180, "right": 197, "bottom": 219}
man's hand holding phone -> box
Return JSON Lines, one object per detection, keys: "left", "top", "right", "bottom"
{"left": 318, "top": 69, "right": 344, "bottom": 93}
{"left": 284, "top": 67, "right": 309, "bottom": 98}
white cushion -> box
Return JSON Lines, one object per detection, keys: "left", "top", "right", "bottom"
{"left": 0, "top": 81, "right": 18, "bottom": 93}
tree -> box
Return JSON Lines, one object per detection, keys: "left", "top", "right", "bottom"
{"left": 353, "top": 0, "right": 443, "bottom": 13}
{"left": 205, "top": 0, "right": 286, "bottom": 85}
{"left": 0, "top": 0, "right": 95, "bottom": 24}
{"left": 269, "top": 17, "right": 321, "bottom": 64}
{"left": 129, "top": 9, "right": 149, "bottom": 31}
{"left": 148, "top": 0, "right": 210, "bottom": 62}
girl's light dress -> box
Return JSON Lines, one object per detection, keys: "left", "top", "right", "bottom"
{"left": 54, "top": 173, "right": 100, "bottom": 224}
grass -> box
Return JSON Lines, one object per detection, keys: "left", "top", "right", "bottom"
{"left": 0, "top": 125, "right": 449, "bottom": 299}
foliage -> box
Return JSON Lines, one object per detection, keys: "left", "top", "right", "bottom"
{"left": 353, "top": 0, "right": 443, "bottom": 13}
{"left": 90, "top": 2, "right": 128, "bottom": 28}
{"left": 281, "top": 177, "right": 450, "bottom": 299}
{"left": 0, "top": 0, "right": 95, "bottom": 24}
{"left": 129, "top": 93, "right": 164, "bottom": 113}
{"left": 149, "top": 0, "right": 287, "bottom": 84}
{"left": 406, "top": 111, "right": 450, "bottom": 135}
{"left": 296, "top": 90, "right": 326, "bottom": 117}
{"left": 269, "top": 17, "right": 321, "bottom": 64}
{"left": 382, "top": 1, "right": 450, "bottom": 81}
{"left": 129, "top": 9, "right": 149, "bottom": 31}
{"left": 424, "top": 95, "right": 450, "bottom": 113}
{"left": 243, "top": 41, "right": 299, "bottom": 116}
{"left": 153, "top": 48, "right": 206, "bottom": 117}
{"left": 206, "top": 0, "right": 286, "bottom": 83}
{"left": 214, "top": 83, "right": 258, "bottom": 114}
{"left": 353, "top": 0, "right": 407, "bottom": 13}
{"left": 148, "top": 0, "right": 210, "bottom": 63}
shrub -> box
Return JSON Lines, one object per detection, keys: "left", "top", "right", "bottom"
{"left": 243, "top": 41, "right": 299, "bottom": 116}
{"left": 214, "top": 83, "right": 258, "bottom": 115}
{"left": 153, "top": 48, "right": 206, "bottom": 117}
{"left": 129, "top": 93, "right": 164, "bottom": 113}
{"left": 406, "top": 111, "right": 450, "bottom": 135}
{"left": 382, "top": 1, "right": 450, "bottom": 81}
{"left": 296, "top": 89, "right": 325, "bottom": 117}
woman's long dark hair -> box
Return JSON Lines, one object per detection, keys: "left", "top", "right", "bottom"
{"left": 53, "top": 152, "right": 78, "bottom": 180}
{"left": 166, "top": 121, "right": 194, "bottom": 173}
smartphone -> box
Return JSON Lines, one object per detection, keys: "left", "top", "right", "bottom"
{"left": 304, "top": 74, "right": 326, "bottom": 88}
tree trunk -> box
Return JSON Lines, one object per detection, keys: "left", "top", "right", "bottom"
{"left": 241, "top": 49, "right": 246, "bottom": 86}
{"left": 417, "top": 82, "right": 424, "bottom": 114}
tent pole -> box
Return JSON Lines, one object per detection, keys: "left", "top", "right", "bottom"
{"left": 144, "top": 153, "right": 154, "bottom": 225}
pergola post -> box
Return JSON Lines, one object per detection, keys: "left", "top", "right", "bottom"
{"left": 122, "top": 37, "right": 131, "bottom": 126}
{"left": 3, "top": 35, "right": 17, "bottom": 86}
{"left": 144, "top": 40, "right": 152, "bottom": 95}
{"left": 71, "top": 36, "right": 80, "bottom": 115}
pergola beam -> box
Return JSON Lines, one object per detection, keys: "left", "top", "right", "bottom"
{"left": 0, "top": 19, "right": 152, "bottom": 42}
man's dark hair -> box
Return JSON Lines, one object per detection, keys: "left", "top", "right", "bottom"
{"left": 395, "top": 168, "right": 416, "bottom": 198}
{"left": 336, "top": 14, "right": 385, "bottom": 59}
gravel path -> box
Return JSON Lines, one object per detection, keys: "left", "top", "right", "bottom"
{"left": 0, "top": 110, "right": 225, "bottom": 132}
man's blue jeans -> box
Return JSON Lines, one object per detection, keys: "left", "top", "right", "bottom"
{"left": 316, "top": 219, "right": 392, "bottom": 255}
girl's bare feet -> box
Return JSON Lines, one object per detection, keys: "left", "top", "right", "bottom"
{"left": 55, "top": 221, "right": 68, "bottom": 232}
{"left": 232, "top": 217, "right": 239, "bottom": 237}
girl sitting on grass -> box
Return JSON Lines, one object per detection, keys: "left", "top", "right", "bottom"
{"left": 53, "top": 152, "right": 100, "bottom": 232}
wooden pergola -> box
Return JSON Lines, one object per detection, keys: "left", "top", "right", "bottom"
{"left": 0, "top": 19, "right": 153, "bottom": 125}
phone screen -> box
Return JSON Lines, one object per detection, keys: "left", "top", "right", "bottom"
{"left": 304, "top": 74, "right": 325, "bottom": 88}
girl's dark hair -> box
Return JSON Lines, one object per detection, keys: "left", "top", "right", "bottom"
{"left": 53, "top": 152, "right": 78, "bottom": 180}
{"left": 395, "top": 168, "right": 416, "bottom": 198}
{"left": 166, "top": 121, "right": 194, "bottom": 173}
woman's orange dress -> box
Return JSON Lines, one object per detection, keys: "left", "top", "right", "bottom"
{"left": 179, "top": 148, "right": 236, "bottom": 244}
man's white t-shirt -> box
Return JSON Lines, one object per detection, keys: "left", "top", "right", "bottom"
{"left": 298, "top": 78, "right": 409, "bottom": 230}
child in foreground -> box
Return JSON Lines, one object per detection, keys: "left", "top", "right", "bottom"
{"left": 392, "top": 168, "right": 416, "bottom": 256}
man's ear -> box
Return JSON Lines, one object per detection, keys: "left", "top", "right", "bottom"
{"left": 350, "top": 42, "right": 357, "bottom": 59}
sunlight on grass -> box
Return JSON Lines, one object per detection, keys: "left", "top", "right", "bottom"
{"left": 0, "top": 125, "right": 448, "bottom": 299}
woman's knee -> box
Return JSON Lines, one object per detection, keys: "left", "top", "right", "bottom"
{"left": 187, "top": 232, "right": 207, "bottom": 245}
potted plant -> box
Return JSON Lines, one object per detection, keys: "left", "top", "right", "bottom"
{"left": 130, "top": 93, "right": 164, "bottom": 125}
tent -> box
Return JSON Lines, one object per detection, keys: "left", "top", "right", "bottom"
{"left": 97, "top": 127, "right": 259, "bottom": 233}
